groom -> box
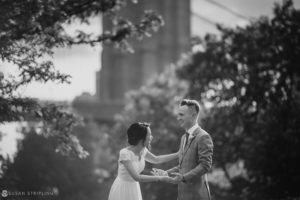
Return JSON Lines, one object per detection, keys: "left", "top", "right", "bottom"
{"left": 161, "top": 99, "right": 214, "bottom": 200}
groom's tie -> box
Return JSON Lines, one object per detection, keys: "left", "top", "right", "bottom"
{"left": 184, "top": 132, "right": 189, "bottom": 150}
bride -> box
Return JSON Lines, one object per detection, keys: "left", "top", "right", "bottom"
{"left": 108, "top": 122, "right": 178, "bottom": 200}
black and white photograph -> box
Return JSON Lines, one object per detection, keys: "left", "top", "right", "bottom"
{"left": 1, "top": 0, "right": 300, "bottom": 200}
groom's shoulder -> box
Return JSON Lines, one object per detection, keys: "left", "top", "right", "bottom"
{"left": 195, "top": 128, "right": 211, "bottom": 139}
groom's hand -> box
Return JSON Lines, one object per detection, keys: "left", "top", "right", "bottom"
{"left": 170, "top": 172, "right": 183, "bottom": 183}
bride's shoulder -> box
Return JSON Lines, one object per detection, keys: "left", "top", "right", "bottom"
{"left": 119, "top": 147, "right": 132, "bottom": 161}
{"left": 142, "top": 147, "right": 149, "bottom": 157}
{"left": 119, "top": 147, "right": 129, "bottom": 154}
{"left": 119, "top": 147, "right": 134, "bottom": 156}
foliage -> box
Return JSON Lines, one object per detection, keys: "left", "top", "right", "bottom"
{"left": 0, "top": 119, "right": 113, "bottom": 200}
{"left": 0, "top": 99, "right": 87, "bottom": 157}
{"left": 0, "top": 0, "right": 164, "bottom": 157}
{"left": 176, "top": 0, "right": 300, "bottom": 199}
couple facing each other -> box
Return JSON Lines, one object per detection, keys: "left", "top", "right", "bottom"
{"left": 108, "top": 99, "right": 214, "bottom": 200}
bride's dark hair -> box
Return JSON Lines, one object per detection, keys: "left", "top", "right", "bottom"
{"left": 127, "top": 122, "right": 150, "bottom": 146}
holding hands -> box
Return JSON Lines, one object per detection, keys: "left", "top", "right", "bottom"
{"left": 151, "top": 168, "right": 183, "bottom": 184}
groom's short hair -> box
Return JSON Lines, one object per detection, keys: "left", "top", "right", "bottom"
{"left": 180, "top": 99, "right": 200, "bottom": 114}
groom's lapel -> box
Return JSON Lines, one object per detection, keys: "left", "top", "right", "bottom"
{"left": 179, "top": 135, "right": 185, "bottom": 163}
{"left": 180, "top": 127, "right": 200, "bottom": 165}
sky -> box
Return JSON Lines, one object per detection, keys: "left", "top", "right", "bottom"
{"left": 1, "top": 0, "right": 300, "bottom": 156}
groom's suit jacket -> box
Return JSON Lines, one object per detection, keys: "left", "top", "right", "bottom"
{"left": 168, "top": 126, "right": 213, "bottom": 200}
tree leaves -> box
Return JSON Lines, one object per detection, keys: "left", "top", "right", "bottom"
{"left": 176, "top": 1, "right": 300, "bottom": 199}
{"left": 0, "top": 0, "right": 164, "bottom": 158}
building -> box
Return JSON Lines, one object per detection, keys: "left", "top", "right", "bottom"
{"left": 73, "top": 0, "right": 191, "bottom": 122}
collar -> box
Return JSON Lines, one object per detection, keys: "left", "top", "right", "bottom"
{"left": 187, "top": 124, "right": 199, "bottom": 135}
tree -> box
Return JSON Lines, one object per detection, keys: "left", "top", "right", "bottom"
{"left": 0, "top": 0, "right": 164, "bottom": 157}
{"left": 0, "top": 119, "right": 113, "bottom": 200}
{"left": 176, "top": 0, "right": 300, "bottom": 199}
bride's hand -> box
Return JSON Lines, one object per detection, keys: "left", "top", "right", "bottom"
{"left": 159, "top": 176, "right": 179, "bottom": 184}
{"left": 151, "top": 168, "right": 168, "bottom": 176}
{"left": 158, "top": 175, "right": 170, "bottom": 182}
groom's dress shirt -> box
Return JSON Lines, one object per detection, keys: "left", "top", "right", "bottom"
{"left": 183, "top": 124, "right": 199, "bottom": 150}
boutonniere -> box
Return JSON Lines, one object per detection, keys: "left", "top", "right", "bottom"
{"left": 190, "top": 134, "right": 196, "bottom": 139}
{"left": 191, "top": 131, "right": 199, "bottom": 138}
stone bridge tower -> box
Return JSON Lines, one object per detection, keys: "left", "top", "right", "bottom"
{"left": 74, "top": 0, "right": 190, "bottom": 121}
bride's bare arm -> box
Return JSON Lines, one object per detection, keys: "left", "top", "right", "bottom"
{"left": 145, "top": 150, "right": 179, "bottom": 164}
{"left": 122, "top": 160, "right": 167, "bottom": 182}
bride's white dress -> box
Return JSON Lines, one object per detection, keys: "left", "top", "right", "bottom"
{"left": 108, "top": 148, "right": 146, "bottom": 200}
